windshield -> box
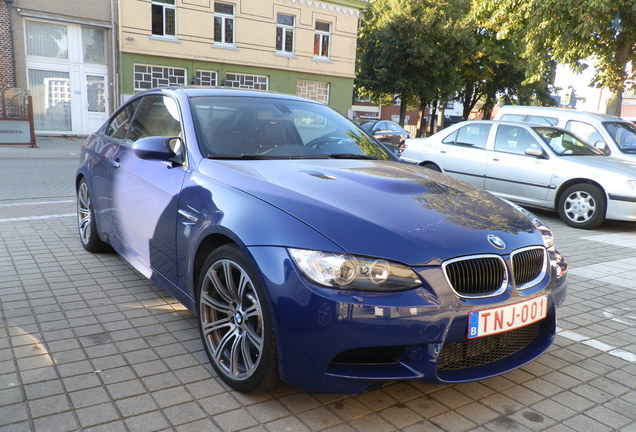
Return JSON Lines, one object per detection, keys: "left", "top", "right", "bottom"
{"left": 533, "top": 127, "right": 605, "bottom": 156}
{"left": 189, "top": 96, "right": 393, "bottom": 160}
{"left": 604, "top": 121, "right": 636, "bottom": 153}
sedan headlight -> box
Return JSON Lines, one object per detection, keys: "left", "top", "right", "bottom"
{"left": 288, "top": 248, "right": 421, "bottom": 291}
{"left": 504, "top": 200, "right": 554, "bottom": 250}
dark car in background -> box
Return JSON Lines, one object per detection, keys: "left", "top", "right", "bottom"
{"left": 76, "top": 88, "right": 567, "bottom": 394}
{"left": 360, "top": 120, "right": 410, "bottom": 151}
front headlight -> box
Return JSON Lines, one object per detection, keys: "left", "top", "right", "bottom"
{"left": 504, "top": 200, "right": 554, "bottom": 250}
{"left": 288, "top": 248, "right": 421, "bottom": 291}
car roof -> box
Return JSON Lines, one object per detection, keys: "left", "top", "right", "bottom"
{"left": 497, "top": 105, "right": 626, "bottom": 123}
{"left": 451, "top": 119, "right": 571, "bottom": 132}
{"left": 133, "top": 86, "right": 316, "bottom": 104}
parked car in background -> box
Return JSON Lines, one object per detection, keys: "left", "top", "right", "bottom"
{"left": 76, "top": 88, "right": 567, "bottom": 394}
{"left": 360, "top": 120, "right": 410, "bottom": 151}
{"left": 401, "top": 120, "right": 636, "bottom": 229}
{"left": 495, "top": 105, "right": 636, "bottom": 161}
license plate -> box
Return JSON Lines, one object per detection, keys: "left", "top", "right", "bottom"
{"left": 468, "top": 295, "right": 548, "bottom": 339}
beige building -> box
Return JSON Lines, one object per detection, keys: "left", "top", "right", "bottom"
{"left": 7, "top": 0, "right": 366, "bottom": 134}
{"left": 118, "top": 0, "right": 367, "bottom": 114}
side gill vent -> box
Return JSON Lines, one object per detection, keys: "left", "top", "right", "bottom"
{"left": 301, "top": 170, "right": 338, "bottom": 181}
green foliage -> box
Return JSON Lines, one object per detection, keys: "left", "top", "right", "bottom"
{"left": 356, "top": 0, "right": 474, "bottom": 115}
{"left": 476, "top": 0, "right": 636, "bottom": 114}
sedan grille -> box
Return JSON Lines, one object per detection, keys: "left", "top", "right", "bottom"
{"left": 512, "top": 247, "right": 546, "bottom": 289}
{"left": 438, "top": 321, "right": 541, "bottom": 371}
{"left": 443, "top": 256, "right": 507, "bottom": 297}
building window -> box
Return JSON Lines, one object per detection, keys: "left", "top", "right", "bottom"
{"left": 224, "top": 73, "right": 268, "bottom": 90}
{"left": 82, "top": 27, "right": 106, "bottom": 64}
{"left": 296, "top": 80, "right": 329, "bottom": 104}
{"left": 195, "top": 70, "right": 218, "bottom": 86}
{"left": 25, "top": 20, "right": 69, "bottom": 59}
{"left": 134, "top": 64, "right": 186, "bottom": 91}
{"left": 214, "top": 2, "right": 234, "bottom": 45}
{"left": 152, "top": 0, "right": 176, "bottom": 37}
{"left": 313, "top": 21, "right": 331, "bottom": 58}
{"left": 276, "top": 14, "right": 294, "bottom": 53}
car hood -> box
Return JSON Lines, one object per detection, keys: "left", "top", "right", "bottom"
{"left": 198, "top": 159, "right": 541, "bottom": 266}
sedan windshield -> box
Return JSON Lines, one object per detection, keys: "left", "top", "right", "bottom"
{"left": 533, "top": 127, "right": 604, "bottom": 156}
{"left": 189, "top": 96, "right": 393, "bottom": 160}
{"left": 603, "top": 121, "right": 636, "bottom": 153}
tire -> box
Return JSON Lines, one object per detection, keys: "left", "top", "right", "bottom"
{"left": 198, "top": 244, "right": 279, "bottom": 392}
{"left": 77, "top": 178, "right": 110, "bottom": 252}
{"left": 421, "top": 163, "right": 441, "bottom": 172}
{"left": 557, "top": 183, "right": 606, "bottom": 229}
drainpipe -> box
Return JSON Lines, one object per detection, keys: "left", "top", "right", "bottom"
{"left": 110, "top": 0, "right": 119, "bottom": 108}
{"left": 5, "top": 0, "right": 17, "bottom": 88}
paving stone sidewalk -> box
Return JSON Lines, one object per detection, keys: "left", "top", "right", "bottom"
{"left": 0, "top": 137, "right": 635, "bottom": 431}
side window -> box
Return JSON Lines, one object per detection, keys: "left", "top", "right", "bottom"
{"left": 126, "top": 95, "right": 182, "bottom": 146}
{"left": 565, "top": 120, "right": 605, "bottom": 147}
{"left": 441, "top": 129, "right": 458, "bottom": 145}
{"left": 105, "top": 100, "right": 139, "bottom": 141}
{"left": 453, "top": 123, "right": 491, "bottom": 149}
{"left": 500, "top": 114, "right": 525, "bottom": 122}
{"left": 494, "top": 125, "right": 538, "bottom": 155}
{"left": 526, "top": 115, "right": 557, "bottom": 126}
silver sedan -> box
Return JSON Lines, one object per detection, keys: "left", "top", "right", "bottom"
{"left": 400, "top": 120, "right": 636, "bottom": 229}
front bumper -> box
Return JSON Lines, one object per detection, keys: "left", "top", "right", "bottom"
{"left": 249, "top": 247, "right": 568, "bottom": 393}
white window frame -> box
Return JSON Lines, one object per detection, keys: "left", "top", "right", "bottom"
{"left": 214, "top": 2, "right": 235, "bottom": 46}
{"left": 151, "top": 0, "right": 177, "bottom": 38}
{"left": 313, "top": 21, "right": 331, "bottom": 58}
{"left": 276, "top": 14, "right": 295, "bottom": 54}
{"left": 195, "top": 70, "right": 218, "bottom": 87}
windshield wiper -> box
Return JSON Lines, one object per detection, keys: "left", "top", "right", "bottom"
{"left": 207, "top": 154, "right": 276, "bottom": 160}
{"left": 327, "top": 153, "right": 378, "bottom": 160}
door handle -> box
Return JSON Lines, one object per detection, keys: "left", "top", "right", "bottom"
{"left": 492, "top": 158, "right": 499, "bottom": 162}
{"left": 440, "top": 150, "right": 446, "bottom": 154}
{"left": 110, "top": 159, "right": 121, "bottom": 169}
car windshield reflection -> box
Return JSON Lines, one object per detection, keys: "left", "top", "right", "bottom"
{"left": 533, "top": 127, "right": 605, "bottom": 156}
{"left": 190, "top": 96, "right": 392, "bottom": 160}
{"left": 604, "top": 121, "right": 636, "bottom": 153}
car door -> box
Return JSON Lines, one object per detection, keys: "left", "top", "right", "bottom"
{"left": 109, "top": 94, "right": 187, "bottom": 282}
{"left": 485, "top": 124, "right": 555, "bottom": 205}
{"left": 436, "top": 122, "right": 492, "bottom": 189}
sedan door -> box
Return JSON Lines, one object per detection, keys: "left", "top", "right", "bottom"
{"left": 436, "top": 122, "right": 492, "bottom": 189}
{"left": 109, "top": 94, "right": 187, "bottom": 282}
{"left": 485, "top": 124, "right": 555, "bottom": 206}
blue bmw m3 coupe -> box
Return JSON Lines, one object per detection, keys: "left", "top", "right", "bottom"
{"left": 76, "top": 87, "right": 568, "bottom": 393}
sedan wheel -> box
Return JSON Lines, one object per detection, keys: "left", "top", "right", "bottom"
{"left": 558, "top": 183, "right": 606, "bottom": 229}
{"left": 198, "top": 245, "right": 279, "bottom": 392}
{"left": 77, "top": 179, "right": 109, "bottom": 252}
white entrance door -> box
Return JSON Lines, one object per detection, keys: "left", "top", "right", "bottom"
{"left": 82, "top": 73, "right": 108, "bottom": 133}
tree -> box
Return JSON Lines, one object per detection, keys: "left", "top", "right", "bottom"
{"left": 356, "top": 0, "right": 473, "bottom": 135}
{"left": 457, "top": 28, "right": 555, "bottom": 120}
{"left": 478, "top": 0, "right": 636, "bottom": 116}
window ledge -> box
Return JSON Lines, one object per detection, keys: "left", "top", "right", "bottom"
{"left": 149, "top": 35, "right": 181, "bottom": 43}
{"left": 212, "top": 43, "right": 239, "bottom": 51}
{"left": 274, "top": 52, "right": 297, "bottom": 59}
{"left": 312, "top": 56, "right": 332, "bottom": 63}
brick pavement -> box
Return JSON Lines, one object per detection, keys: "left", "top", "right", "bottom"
{"left": 0, "top": 136, "right": 635, "bottom": 431}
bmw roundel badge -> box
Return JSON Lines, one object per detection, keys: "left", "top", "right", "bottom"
{"left": 487, "top": 234, "right": 506, "bottom": 250}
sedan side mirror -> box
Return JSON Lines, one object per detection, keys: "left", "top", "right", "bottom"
{"left": 133, "top": 136, "right": 180, "bottom": 160}
{"left": 525, "top": 147, "right": 547, "bottom": 159}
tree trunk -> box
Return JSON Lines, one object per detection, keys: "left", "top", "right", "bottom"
{"left": 428, "top": 101, "right": 438, "bottom": 135}
{"left": 605, "top": 88, "right": 623, "bottom": 116}
{"left": 416, "top": 100, "right": 428, "bottom": 138}
{"left": 399, "top": 96, "right": 408, "bottom": 126}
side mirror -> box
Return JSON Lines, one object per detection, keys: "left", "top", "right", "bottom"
{"left": 594, "top": 141, "right": 607, "bottom": 150}
{"left": 525, "top": 147, "right": 547, "bottom": 158}
{"left": 133, "top": 136, "right": 179, "bottom": 160}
